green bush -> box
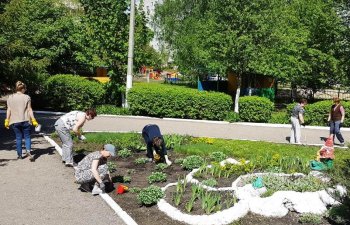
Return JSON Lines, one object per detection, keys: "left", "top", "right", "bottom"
{"left": 148, "top": 172, "right": 167, "bottom": 184}
{"left": 137, "top": 185, "right": 164, "bottom": 206}
{"left": 182, "top": 155, "right": 205, "bottom": 170}
{"left": 45, "top": 74, "right": 105, "bottom": 111}
{"left": 155, "top": 163, "right": 169, "bottom": 171}
{"left": 298, "top": 213, "right": 322, "bottom": 224}
{"left": 96, "top": 104, "right": 131, "bottom": 115}
{"left": 224, "top": 111, "right": 240, "bottom": 123}
{"left": 268, "top": 111, "right": 289, "bottom": 124}
{"left": 128, "top": 83, "right": 232, "bottom": 120}
{"left": 239, "top": 96, "right": 274, "bottom": 122}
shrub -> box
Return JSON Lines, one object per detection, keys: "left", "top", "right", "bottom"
{"left": 137, "top": 185, "right": 164, "bottom": 206}
{"left": 298, "top": 213, "right": 322, "bottom": 224}
{"left": 96, "top": 104, "right": 131, "bottom": 115}
{"left": 148, "top": 172, "right": 167, "bottom": 184}
{"left": 239, "top": 96, "right": 274, "bottom": 122}
{"left": 268, "top": 111, "right": 289, "bottom": 124}
{"left": 117, "top": 148, "right": 132, "bottom": 158}
{"left": 134, "top": 157, "right": 148, "bottom": 165}
{"left": 209, "top": 151, "right": 227, "bottom": 162}
{"left": 224, "top": 111, "right": 240, "bottom": 123}
{"left": 45, "top": 74, "right": 105, "bottom": 111}
{"left": 175, "top": 158, "right": 184, "bottom": 165}
{"left": 128, "top": 83, "right": 232, "bottom": 120}
{"left": 182, "top": 155, "right": 205, "bottom": 170}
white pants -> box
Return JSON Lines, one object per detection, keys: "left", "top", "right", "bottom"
{"left": 290, "top": 116, "right": 301, "bottom": 144}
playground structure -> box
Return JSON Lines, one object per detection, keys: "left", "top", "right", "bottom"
{"left": 140, "top": 65, "right": 161, "bottom": 80}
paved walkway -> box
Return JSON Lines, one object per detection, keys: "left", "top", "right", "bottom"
{"left": 0, "top": 116, "right": 127, "bottom": 225}
{"left": 1, "top": 112, "right": 349, "bottom": 225}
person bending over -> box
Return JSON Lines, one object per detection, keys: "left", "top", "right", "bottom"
{"left": 75, "top": 144, "right": 116, "bottom": 195}
{"left": 142, "top": 124, "right": 172, "bottom": 166}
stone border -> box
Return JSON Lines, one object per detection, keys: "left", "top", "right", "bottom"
{"left": 43, "top": 135, "right": 138, "bottom": 225}
{"left": 156, "top": 158, "right": 343, "bottom": 225}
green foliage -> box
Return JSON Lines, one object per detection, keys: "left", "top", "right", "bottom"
{"left": 268, "top": 111, "right": 289, "bottom": 124}
{"left": 44, "top": 74, "right": 105, "bottom": 111}
{"left": 327, "top": 204, "right": 350, "bottom": 225}
{"left": 163, "top": 134, "right": 191, "bottom": 150}
{"left": 174, "top": 158, "right": 184, "bottom": 165}
{"left": 123, "top": 176, "right": 131, "bottom": 183}
{"left": 117, "top": 149, "right": 132, "bottom": 159}
{"left": 128, "top": 83, "right": 232, "bottom": 120}
{"left": 202, "top": 178, "right": 218, "bottom": 187}
{"left": 224, "top": 111, "right": 240, "bottom": 123}
{"left": 107, "top": 161, "right": 117, "bottom": 173}
{"left": 155, "top": 163, "right": 168, "bottom": 171}
{"left": 134, "top": 157, "right": 148, "bottom": 165}
{"left": 182, "top": 155, "right": 205, "bottom": 170}
{"left": 209, "top": 152, "right": 227, "bottom": 162}
{"left": 96, "top": 105, "right": 131, "bottom": 115}
{"left": 129, "top": 187, "right": 141, "bottom": 194}
{"left": 239, "top": 96, "right": 274, "bottom": 122}
{"left": 298, "top": 213, "right": 322, "bottom": 224}
{"left": 137, "top": 185, "right": 164, "bottom": 206}
{"left": 148, "top": 172, "right": 167, "bottom": 184}
{"left": 0, "top": 0, "right": 81, "bottom": 96}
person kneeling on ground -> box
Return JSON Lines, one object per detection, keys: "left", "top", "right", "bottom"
{"left": 310, "top": 135, "right": 335, "bottom": 171}
{"left": 75, "top": 144, "right": 116, "bottom": 195}
{"left": 142, "top": 124, "right": 172, "bottom": 166}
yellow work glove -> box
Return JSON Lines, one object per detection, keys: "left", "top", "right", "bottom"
{"left": 4, "top": 119, "right": 10, "bottom": 129}
{"left": 31, "top": 119, "right": 39, "bottom": 127}
{"left": 154, "top": 153, "right": 161, "bottom": 161}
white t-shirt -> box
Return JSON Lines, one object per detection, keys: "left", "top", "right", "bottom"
{"left": 60, "top": 111, "right": 86, "bottom": 130}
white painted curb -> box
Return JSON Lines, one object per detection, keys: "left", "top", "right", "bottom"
{"left": 43, "top": 135, "right": 138, "bottom": 225}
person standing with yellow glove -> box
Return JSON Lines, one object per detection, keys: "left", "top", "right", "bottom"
{"left": 5, "top": 81, "right": 38, "bottom": 161}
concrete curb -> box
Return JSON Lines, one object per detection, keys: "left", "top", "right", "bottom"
{"left": 2, "top": 109, "right": 350, "bottom": 131}
{"left": 43, "top": 135, "right": 138, "bottom": 225}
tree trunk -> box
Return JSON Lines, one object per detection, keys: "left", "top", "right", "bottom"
{"left": 234, "top": 75, "right": 241, "bottom": 113}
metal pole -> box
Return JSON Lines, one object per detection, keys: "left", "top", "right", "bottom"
{"left": 125, "top": 0, "right": 135, "bottom": 108}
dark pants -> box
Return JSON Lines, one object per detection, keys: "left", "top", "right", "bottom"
{"left": 330, "top": 120, "right": 344, "bottom": 143}
{"left": 11, "top": 121, "right": 31, "bottom": 157}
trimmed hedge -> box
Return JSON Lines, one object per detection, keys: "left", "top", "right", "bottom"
{"left": 128, "top": 83, "right": 232, "bottom": 120}
{"left": 239, "top": 96, "right": 274, "bottom": 122}
{"left": 45, "top": 74, "right": 105, "bottom": 111}
{"left": 96, "top": 104, "right": 131, "bottom": 115}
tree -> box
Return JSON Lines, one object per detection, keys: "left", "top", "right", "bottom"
{"left": 0, "top": 0, "right": 82, "bottom": 94}
{"left": 154, "top": 0, "right": 350, "bottom": 110}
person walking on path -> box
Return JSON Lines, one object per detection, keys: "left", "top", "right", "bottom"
{"left": 54, "top": 109, "right": 96, "bottom": 167}
{"left": 75, "top": 144, "right": 115, "bottom": 195}
{"left": 4, "top": 81, "right": 39, "bottom": 161}
{"left": 142, "top": 124, "right": 172, "bottom": 165}
{"left": 290, "top": 99, "right": 307, "bottom": 144}
{"left": 328, "top": 97, "right": 345, "bottom": 146}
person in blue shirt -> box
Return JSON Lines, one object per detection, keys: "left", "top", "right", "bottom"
{"left": 142, "top": 124, "right": 172, "bottom": 165}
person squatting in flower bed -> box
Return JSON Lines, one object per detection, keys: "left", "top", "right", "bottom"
{"left": 75, "top": 144, "right": 116, "bottom": 195}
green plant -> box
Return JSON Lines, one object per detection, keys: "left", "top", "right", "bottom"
{"left": 127, "top": 169, "right": 136, "bottom": 174}
{"left": 123, "top": 176, "right": 131, "bottom": 183}
{"left": 201, "top": 191, "right": 222, "bottom": 214}
{"left": 174, "top": 158, "right": 184, "bottom": 165}
{"left": 128, "top": 83, "right": 232, "bottom": 120}
{"left": 137, "top": 185, "right": 164, "bottom": 206}
{"left": 155, "top": 163, "right": 168, "bottom": 171}
{"left": 239, "top": 96, "right": 274, "bottom": 122}
{"left": 129, "top": 187, "right": 141, "bottom": 193}
{"left": 185, "top": 196, "right": 196, "bottom": 213}
{"left": 182, "top": 155, "right": 205, "bottom": 170}
{"left": 164, "top": 134, "right": 190, "bottom": 149}
{"left": 298, "top": 213, "right": 322, "bottom": 224}
{"left": 107, "top": 161, "right": 117, "bottom": 173}
{"left": 224, "top": 111, "right": 240, "bottom": 123}
{"left": 96, "top": 104, "right": 131, "bottom": 115}
{"left": 45, "top": 74, "right": 105, "bottom": 111}
{"left": 202, "top": 178, "right": 218, "bottom": 187}
{"left": 268, "top": 111, "right": 289, "bottom": 124}
{"left": 117, "top": 148, "right": 132, "bottom": 158}
{"left": 135, "top": 157, "right": 148, "bottom": 165}
{"left": 172, "top": 191, "right": 183, "bottom": 206}
{"left": 148, "top": 172, "right": 167, "bottom": 184}
{"left": 209, "top": 151, "right": 227, "bottom": 162}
